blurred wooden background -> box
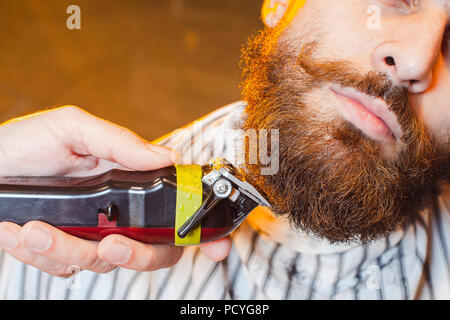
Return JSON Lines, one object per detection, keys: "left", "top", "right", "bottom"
{"left": 0, "top": 0, "right": 262, "bottom": 140}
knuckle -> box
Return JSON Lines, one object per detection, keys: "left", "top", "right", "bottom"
{"left": 140, "top": 246, "right": 158, "bottom": 271}
{"left": 17, "top": 251, "right": 40, "bottom": 266}
{"left": 20, "top": 222, "right": 54, "bottom": 252}
{"left": 46, "top": 265, "right": 74, "bottom": 278}
{"left": 51, "top": 105, "right": 86, "bottom": 123}
{"left": 59, "top": 105, "right": 83, "bottom": 115}
{"left": 21, "top": 221, "right": 50, "bottom": 238}
{"left": 116, "top": 126, "right": 135, "bottom": 142}
{"left": 89, "top": 258, "right": 116, "bottom": 274}
{"left": 22, "top": 220, "right": 41, "bottom": 230}
{"left": 72, "top": 246, "right": 98, "bottom": 269}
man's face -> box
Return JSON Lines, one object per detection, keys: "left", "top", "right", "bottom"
{"left": 240, "top": 0, "right": 450, "bottom": 243}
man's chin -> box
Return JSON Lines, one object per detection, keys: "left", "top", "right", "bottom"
{"left": 242, "top": 127, "right": 444, "bottom": 244}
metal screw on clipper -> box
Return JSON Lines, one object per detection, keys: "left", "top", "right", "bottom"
{"left": 177, "top": 178, "right": 234, "bottom": 239}
{"left": 213, "top": 179, "right": 232, "bottom": 198}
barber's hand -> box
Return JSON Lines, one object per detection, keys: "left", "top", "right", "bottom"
{"left": 0, "top": 106, "right": 231, "bottom": 277}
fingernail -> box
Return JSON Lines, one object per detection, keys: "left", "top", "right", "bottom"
{"left": 25, "top": 228, "right": 52, "bottom": 252}
{"left": 103, "top": 241, "right": 132, "bottom": 264}
{"left": 0, "top": 228, "right": 19, "bottom": 250}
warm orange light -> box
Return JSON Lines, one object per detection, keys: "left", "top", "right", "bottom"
{"left": 261, "top": 0, "right": 306, "bottom": 26}
{"left": 285, "top": 0, "right": 307, "bottom": 25}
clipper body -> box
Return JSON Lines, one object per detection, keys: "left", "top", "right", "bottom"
{"left": 0, "top": 159, "right": 270, "bottom": 246}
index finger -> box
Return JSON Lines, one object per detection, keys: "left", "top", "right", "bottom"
{"left": 53, "top": 106, "right": 179, "bottom": 171}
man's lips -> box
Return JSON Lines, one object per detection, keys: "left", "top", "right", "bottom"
{"left": 330, "top": 85, "right": 403, "bottom": 143}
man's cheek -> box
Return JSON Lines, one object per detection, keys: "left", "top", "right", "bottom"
{"left": 419, "top": 57, "right": 450, "bottom": 148}
{"left": 411, "top": 97, "right": 450, "bottom": 149}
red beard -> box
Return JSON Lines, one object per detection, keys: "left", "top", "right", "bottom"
{"left": 239, "top": 28, "right": 450, "bottom": 244}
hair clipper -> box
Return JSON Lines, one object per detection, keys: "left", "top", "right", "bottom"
{"left": 0, "top": 158, "right": 271, "bottom": 246}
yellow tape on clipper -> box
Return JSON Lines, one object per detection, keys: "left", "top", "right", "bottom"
{"left": 175, "top": 164, "right": 203, "bottom": 246}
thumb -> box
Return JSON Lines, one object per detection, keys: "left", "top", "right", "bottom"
{"left": 58, "top": 106, "right": 179, "bottom": 171}
{"left": 199, "top": 237, "right": 232, "bottom": 262}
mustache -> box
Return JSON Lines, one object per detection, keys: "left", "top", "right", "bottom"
{"left": 289, "top": 43, "right": 418, "bottom": 145}
{"left": 295, "top": 44, "right": 402, "bottom": 99}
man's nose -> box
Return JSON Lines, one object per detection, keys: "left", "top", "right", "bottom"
{"left": 372, "top": 11, "right": 447, "bottom": 94}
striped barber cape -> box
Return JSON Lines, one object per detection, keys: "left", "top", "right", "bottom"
{"left": 0, "top": 101, "right": 449, "bottom": 300}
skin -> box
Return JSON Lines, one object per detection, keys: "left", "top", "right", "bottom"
{"left": 0, "top": 106, "right": 231, "bottom": 277}
{"left": 263, "top": 0, "right": 450, "bottom": 152}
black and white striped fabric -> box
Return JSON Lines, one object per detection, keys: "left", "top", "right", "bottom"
{"left": 0, "top": 101, "right": 449, "bottom": 299}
